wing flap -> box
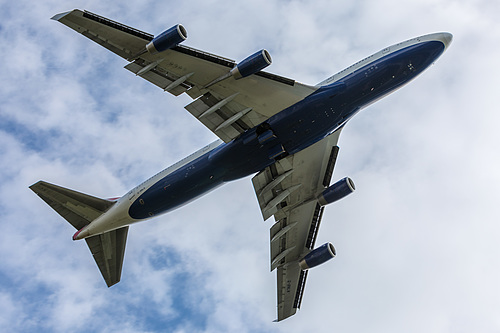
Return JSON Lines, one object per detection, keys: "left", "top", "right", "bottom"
{"left": 124, "top": 60, "right": 191, "bottom": 96}
{"left": 252, "top": 158, "right": 294, "bottom": 220}
{"left": 269, "top": 201, "right": 321, "bottom": 270}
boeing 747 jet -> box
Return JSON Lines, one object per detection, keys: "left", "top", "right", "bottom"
{"left": 30, "top": 9, "right": 451, "bottom": 321}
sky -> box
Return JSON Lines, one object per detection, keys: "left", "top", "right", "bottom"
{"left": 1, "top": 0, "right": 499, "bottom": 332}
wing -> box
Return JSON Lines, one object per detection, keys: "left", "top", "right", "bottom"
{"left": 30, "top": 181, "right": 128, "bottom": 287}
{"left": 252, "top": 129, "right": 343, "bottom": 321}
{"left": 53, "top": 9, "right": 317, "bottom": 142}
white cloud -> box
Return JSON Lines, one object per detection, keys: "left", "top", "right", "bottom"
{"left": 1, "top": 0, "right": 499, "bottom": 332}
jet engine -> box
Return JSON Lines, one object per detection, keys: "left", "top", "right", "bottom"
{"left": 230, "top": 49, "right": 272, "bottom": 79}
{"left": 299, "top": 243, "right": 336, "bottom": 270}
{"left": 317, "top": 177, "right": 355, "bottom": 206}
{"left": 146, "top": 24, "right": 187, "bottom": 54}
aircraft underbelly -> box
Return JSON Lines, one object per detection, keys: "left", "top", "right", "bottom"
{"left": 128, "top": 40, "right": 445, "bottom": 221}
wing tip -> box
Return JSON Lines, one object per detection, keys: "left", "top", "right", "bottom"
{"left": 51, "top": 10, "right": 76, "bottom": 22}
{"left": 28, "top": 180, "right": 40, "bottom": 189}
{"left": 106, "top": 278, "right": 120, "bottom": 288}
{"left": 29, "top": 180, "right": 46, "bottom": 193}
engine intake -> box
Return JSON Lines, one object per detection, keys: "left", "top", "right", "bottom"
{"left": 231, "top": 49, "right": 272, "bottom": 79}
{"left": 318, "top": 177, "right": 355, "bottom": 206}
{"left": 146, "top": 24, "right": 187, "bottom": 54}
{"left": 299, "top": 243, "right": 336, "bottom": 270}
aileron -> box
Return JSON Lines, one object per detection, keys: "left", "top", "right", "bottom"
{"left": 52, "top": 10, "right": 149, "bottom": 59}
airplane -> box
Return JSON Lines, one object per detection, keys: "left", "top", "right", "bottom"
{"left": 30, "top": 9, "right": 452, "bottom": 321}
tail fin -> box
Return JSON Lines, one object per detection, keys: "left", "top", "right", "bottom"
{"left": 30, "top": 181, "right": 128, "bottom": 287}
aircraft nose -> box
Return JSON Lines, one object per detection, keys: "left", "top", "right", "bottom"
{"left": 438, "top": 32, "right": 453, "bottom": 50}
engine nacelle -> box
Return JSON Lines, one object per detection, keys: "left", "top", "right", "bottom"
{"left": 299, "top": 243, "right": 336, "bottom": 270}
{"left": 146, "top": 24, "right": 187, "bottom": 54}
{"left": 318, "top": 177, "right": 355, "bottom": 206}
{"left": 230, "top": 49, "right": 272, "bottom": 79}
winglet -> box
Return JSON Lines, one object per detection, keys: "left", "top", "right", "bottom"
{"left": 51, "top": 10, "right": 74, "bottom": 22}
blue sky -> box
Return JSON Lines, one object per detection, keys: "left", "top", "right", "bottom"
{"left": 1, "top": 0, "right": 500, "bottom": 332}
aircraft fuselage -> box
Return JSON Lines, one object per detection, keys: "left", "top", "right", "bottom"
{"left": 74, "top": 33, "right": 450, "bottom": 239}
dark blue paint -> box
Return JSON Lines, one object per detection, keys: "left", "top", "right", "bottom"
{"left": 129, "top": 41, "right": 445, "bottom": 219}
{"left": 319, "top": 177, "right": 355, "bottom": 205}
{"left": 236, "top": 49, "right": 271, "bottom": 78}
{"left": 150, "top": 25, "right": 186, "bottom": 53}
{"left": 301, "top": 243, "right": 336, "bottom": 269}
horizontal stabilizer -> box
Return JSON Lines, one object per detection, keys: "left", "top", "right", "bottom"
{"left": 29, "top": 181, "right": 115, "bottom": 230}
{"left": 85, "top": 226, "right": 129, "bottom": 287}
{"left": 30, "top": 181, "right": 127, "bottom": 287}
